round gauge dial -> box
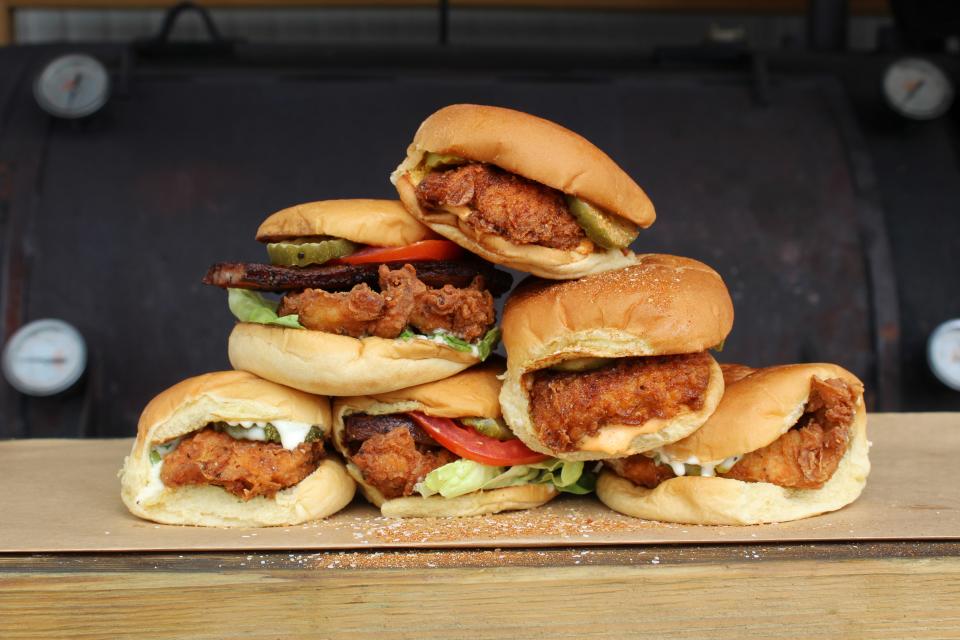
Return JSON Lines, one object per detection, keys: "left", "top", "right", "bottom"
{"left": 928, "top": 319, "right": 960, "bottom": 391}
{"left": 883, "top": 57, "right": 954, "bottom": 121}
{"left": 33, "top": 53, "right": 110, "bottom": 119}
{"left": 2, "top": 319, "right": 87, "bottom": 396}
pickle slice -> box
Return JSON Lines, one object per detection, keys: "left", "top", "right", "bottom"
{"left": 266, "top": 238, "right": 357, "bottom": 267}
{"left": 565, "top": 196, "right": 639, "bottom": 249}
{"left": 424, "top": 152, "right": 467, "bottom": 169}
{"left": 549, "top": 357, "right": 612, "bottom": 373}
{"left": 460, "top": 417, "right": 515, "bottom": 441}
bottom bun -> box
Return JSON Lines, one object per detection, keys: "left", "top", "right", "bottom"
{"left": 228, "top": 322, "right": 478, "bottom": 396}
{"left": 596, "top": 407, "right": 869, "bottom": 525}
{"left": 346, "top": 462, "right": 557, "bottom": 517}
{"left": 121, "top": 458, "right": 356, "bottom": 528}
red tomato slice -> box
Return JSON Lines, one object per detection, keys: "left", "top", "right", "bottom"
{"left": 409, "top": 412, "right": 549, "bottom": 466}
{"left": 334, "top": 239, "right": 462, "bottom": 265}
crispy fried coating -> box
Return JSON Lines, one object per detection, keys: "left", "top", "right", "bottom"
{"left": 528, "top": 352, "right": 713, "bottom": 453}
{"left": 722, "top": 377, "right": 860, "bottom": 489}
{"left": 277, "top": 264, "right": 495, "bottom": 341}
{"left": 605, "top": 456, "right": 675, "bottom": 489}
{"left": 351, "top": 427, "right": 456, "bottom": 499}
{"left": 415, "top": 163, "right": 586, "bottom": 250}
{"left": 160, "top": 428, "right": 324, "bottom": 500}
{"left": 409, "top": 277, "right": 495, "bottom": 342}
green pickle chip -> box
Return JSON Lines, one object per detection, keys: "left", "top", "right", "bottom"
{"left": 267, "top": 238, "right": 356, "bottom": 267}
{"left": 565, "top": 196, "right": 639, "bottom": 249}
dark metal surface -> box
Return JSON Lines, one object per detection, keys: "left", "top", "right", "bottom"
{"left": 0, "top": 43, "right": 954, "bottom": 437}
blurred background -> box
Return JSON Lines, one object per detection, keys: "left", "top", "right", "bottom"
{"left": 0, "top": 0, "right": 958, "bottom": 438}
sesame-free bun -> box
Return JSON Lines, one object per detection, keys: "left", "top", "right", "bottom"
{"left": 332, "top": 363, "right": 558, "bottom": 517}
{"left": 596, "top": 401, "right": 869, "bottom": 525}
{"left": 498, "top": 255, "right": 734, "bottom": 460}
{"left": 391, "top": 104, "right": 654, "bottom": 279}
{"left": 256, "top": 199, "right": 437, "bottom": 246}
{"left": 119, "top": 371, "right": 356, "bottom": 527}
{"left": 228, "top": 322, "right": 481, "bottom": 396}
{"left": 596, "top": 363, "right": 869, "bottom": 525}
{"left": 660, "top": 363, "right": 864, "bottom": 464}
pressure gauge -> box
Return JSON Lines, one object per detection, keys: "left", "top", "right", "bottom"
{"left": 928, "top": 319, "right": 960, "bottom": 391}
{"left": 883, "top": 57, "right": 954, "bottom": 121}
{"left": 33, "top": 53, "right": 110, "bottom": 119}
{"left": 2, "top": 319, "right": 87, "bottom": 396}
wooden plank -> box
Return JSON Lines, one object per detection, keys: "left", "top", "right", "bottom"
{"left": 0, "top": 544, "right": 957, "bottom": 639}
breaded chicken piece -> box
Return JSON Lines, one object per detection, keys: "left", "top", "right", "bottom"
{"left": 278, "top": 264, "right": 496, "bottom": 341}
{"left": 723, "top": 377, "right": 860, "bottom": 489}
{"left": 160, "top": 428, "right": 324, "bottom": 500}
{"left": 415, "top": 163, "right": 586, "bottom": 250}
{"left": 606, "top": 456, "right": 676, "bottom": 489}
{"left": 528, "top": 352, "right": 713, "bottom": 453}
{"left": 411, "top": 276, "right": 495, "bottom": 342}
{"left": 351, "top": 428, "right": 456, "bottom": 499}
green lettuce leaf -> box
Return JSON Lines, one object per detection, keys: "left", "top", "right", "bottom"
{"left": 415, "top": 458, "right": 595, "bottom": 498}
{"left": 228, "top": 289, "right": 303, "bottom": 329}
{"left": 397, "top": 326, "right": 501, "bottom": 361}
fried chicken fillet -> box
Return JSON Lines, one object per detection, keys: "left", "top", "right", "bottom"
{"left": 350, "top": 427, "right": 456, "bottom": 499}
{"left": 606, "top": 376, "right": 861, "bottom": 490}
{"left": 278, "top": 263, "right": 495, "bottom": 342}
{"left": 527, "top": 352, "right": 713, "bottom": 453}
{"left": 160, "top": 428, "right": 325, "bottom": 500}
{"left": 415, "top": 163, "right": 586, "bottom": 250}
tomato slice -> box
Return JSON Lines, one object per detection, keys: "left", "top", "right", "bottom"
{"left": 334, "top": 239, "right": 462, "bottom": 265}
{"left": 409, "top": 412, "right": 549, "bottom": 466}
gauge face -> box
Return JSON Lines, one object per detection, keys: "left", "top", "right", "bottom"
{"left": 883, "top": 57, "right": 954, "bottom": 120}
{"left": 33, "top": 53, "right": 110, "bottom": 119}
{"left": 928, "top": 320, "right": 960, "bottom": 391}
{"left": 2, "top": 319, "right": 87, "bottom": 396}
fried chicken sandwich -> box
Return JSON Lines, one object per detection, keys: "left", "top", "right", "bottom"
{"left": 332, "top": 360, "right": 594, "bottom": 517}
{"left": 203, "top": 199, "right": 511, "bottom": 395}
{"left": 391, "top": 104, "right": 655, "bottom": 279}
{"left": 596, "top": 363, "right": 870, "bottom": 525}
{"left": 120, "top": 371, "right": 355, "bottom": 527}
{"left": 499, "top": 255, "right": 734, "bottom": 461}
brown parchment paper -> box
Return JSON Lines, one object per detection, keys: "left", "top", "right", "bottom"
{"left": 0, "top": 413, "right": 957, "bottom": 553}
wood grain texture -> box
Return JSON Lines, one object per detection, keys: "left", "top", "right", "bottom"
{"left": 1, "top": 544, "right": 958, "bottom": 639}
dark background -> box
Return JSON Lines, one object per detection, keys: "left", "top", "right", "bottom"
{"left": 1, "top": 2, "right": 959, "bottom": 438}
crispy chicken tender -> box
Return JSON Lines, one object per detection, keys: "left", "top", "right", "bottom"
{"left": 415, "top": 163, "right": 586, "bottom": 250}
{"left": 723, "top": 377, "right": 860, "bottom": 489}
{"left": 160, "top": 428, "right": 324, "bottom": 500}
{"left": 528, "top": 352, "right": 713, "bottom": 453}
{"left": 351, "top": 427, "right": 456, "bottom": 499}
{"left": 411, "top": 276, "right": 495, "bottom": 342}
{"left": 605, "top": 456, "right": 675, "bottom": 489}
{"left": 278, "top": 264, "right": 495, "bottom": 341}
{"left": 279, "top": 283, "right": 385, "bottom": 337}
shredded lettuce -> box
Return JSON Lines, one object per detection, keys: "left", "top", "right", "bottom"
{"left": 398, "top": 326, "right": 501, "bottom": 361}
{"left": 415, "top": 458, "right": 595, "bottom": 498}
{"left": 228, "top": 289, "right": 304, "bottom": 329}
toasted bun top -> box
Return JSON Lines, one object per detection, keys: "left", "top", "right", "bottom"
{"left": 502, "top": 255, "right": 734, "bottom": 370}
{"left": 335, "top": 359, "right": 504, "bottom": 420}
{"left": 392, "top": 104, "right": 655, "bottom": 228}
{"left": 256, "top": 199, "right": 438, "bottom": 246}
{"left": 135, "top": 371, "right": 331, "bottom": 455}
{"left": 660, "top": 363, "right": 865, "bottom": 463}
